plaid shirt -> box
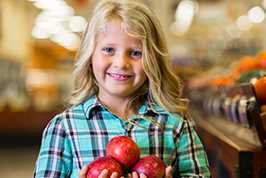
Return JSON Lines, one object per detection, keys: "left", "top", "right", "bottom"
{"left": 34, "top": 95, "right": 210, "bottom": 178}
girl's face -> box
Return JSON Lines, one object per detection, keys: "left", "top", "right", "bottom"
{"left": 91, "top": 19, "right": 147, "bottom": 100}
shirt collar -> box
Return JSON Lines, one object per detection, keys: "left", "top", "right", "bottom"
{"left": 83, "top": 95, "right": 104, "bottom": 118}
{"left": 82, "top": 95, "right": 168, "bottom": 118}
{"left": 138, "top": 99, "right": 168, "bottom": 115}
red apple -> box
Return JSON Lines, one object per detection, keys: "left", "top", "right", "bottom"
{"left": 132, "top": 155, "right": 166, "bottom": 178}
{"left": 86, "top": 156, "right": 123, "bottom": 178}
{"left": 106, "top": 136, "right": 140, "bottom": 168}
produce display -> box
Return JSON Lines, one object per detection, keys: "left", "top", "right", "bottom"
{"left": 188, "top": 50, "right": 266, "bottom": 147}
{"left": 86, "top": 136, "right": 166, "bottom": 178}
{"left": 254, "top": 77, "right": 266, "bottom": 104}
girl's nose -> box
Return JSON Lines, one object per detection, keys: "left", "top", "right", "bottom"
{"left": 113, "top": 53, "right": 130, "bottom": 68}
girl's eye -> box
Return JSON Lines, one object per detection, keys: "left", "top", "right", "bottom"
{"left": 102, "top": 47, "right": 115, "bottom": 55}
{"left": 130, "top": 50, "right": 142, "bottom": 59}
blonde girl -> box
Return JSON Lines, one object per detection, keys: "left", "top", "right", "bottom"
{"left": 34, "top": 0, "right": 210, "bottom": 178}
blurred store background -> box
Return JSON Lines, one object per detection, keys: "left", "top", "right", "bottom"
{"left": 1, "top": 0, "right": 266, "bottom": 177}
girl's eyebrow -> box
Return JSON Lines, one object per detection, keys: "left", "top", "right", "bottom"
{"left": 103, "top": 43, "right": 116, "bottom": 46}
{"left": 130, "top": 43, "right": 142, "bottom": 48}
{"left": 132, "top": 46, "right": 142, "bottom": 50}
{"left": 127, "top": 44, "right": 143, "bottom": 49}
{"left": 100, "top": 43, "right": 142, "bottom": 49}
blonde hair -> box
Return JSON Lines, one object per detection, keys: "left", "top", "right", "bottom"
{"left": 70, "top": 0, "right": 188, "bottom": 113}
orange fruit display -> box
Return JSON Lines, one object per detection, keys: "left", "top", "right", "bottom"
{"left": 254, "top": 77, "right": 266, "bottom": 103}
{"left": 235, "top": 56, "right": 258, "bottom": 73}
{"left": 256, "top": 51, "right": 266, "bottom": 69}
{"left": 209, "top": 76, "right": 234, "bottom": 87}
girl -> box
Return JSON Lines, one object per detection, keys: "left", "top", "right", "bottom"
{"left": 34, "top": 0, "right": 210, "bottom": 178}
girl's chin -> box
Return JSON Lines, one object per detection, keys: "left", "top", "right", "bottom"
{"left": 102, "top": 88, "right": 137, "bottom": 98}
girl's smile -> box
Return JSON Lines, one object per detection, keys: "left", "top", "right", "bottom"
{"left": 107, "top": 72, "right": 133, "bottom": 81}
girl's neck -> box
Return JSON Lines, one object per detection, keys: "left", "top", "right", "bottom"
{"left": 97, "top": 94, "right": 136, "bottom": 120}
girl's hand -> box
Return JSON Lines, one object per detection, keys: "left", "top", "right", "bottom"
{"left": 128, "top": 166, "right": 172, "bottom": 178}
{"left": 165, "top": 166, "right": 173, "bottom": 178}
{"left": 98, "top": 169, "right": 125, "bottom": 178}
{"left": 128, "top": 172, "right": 147, "bottom": 178}
{"left": 79, "top": 165, "right": 124, "bottom": 178}
{"left": 78, "top": 165, "right": 89, "bottom": 178}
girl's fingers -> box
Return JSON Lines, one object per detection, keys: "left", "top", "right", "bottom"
{"left": 98, "top": 169, "right": 109, "bottom": 178}
{"left": 128, "top": 172, "right": 147, "bottom": 178}
{"left": 139, "top": 173, "right": 147, "bottom": 178}
{"left": 165, "top": 166, "right": 173, "bottom": 178}
{"left": 132, "top": 172, "right": 139, "bottom": 178}
{"left": 110, "top": 172, "right": 118, "bottom": 178}
{"left": 78, "top": 165, "right": 89, "bottom": 178}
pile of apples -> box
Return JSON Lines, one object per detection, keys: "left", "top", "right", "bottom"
{"left": 86, "top": 136, "right": 166, "bottom": 178}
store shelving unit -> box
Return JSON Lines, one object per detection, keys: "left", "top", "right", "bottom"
{"left": 191, "top": 83, "right": 266, "bottom": 178}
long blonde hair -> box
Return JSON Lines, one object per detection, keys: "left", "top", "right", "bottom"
{"left": 70, "top": 0, "right": 188, "bottom": 113}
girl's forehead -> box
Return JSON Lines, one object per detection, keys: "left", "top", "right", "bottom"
{"left": 98, "top": 19, "right": 127, "bottom": 33}
{"left": 96, "top": 20, "right": 143, "bottom": 46}
{"left": 98, "top": 19, "right": 144, "bottom": 38}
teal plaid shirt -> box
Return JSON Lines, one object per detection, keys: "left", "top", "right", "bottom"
{"left": 34, "top": 95, "right": 210, "bottom": 178}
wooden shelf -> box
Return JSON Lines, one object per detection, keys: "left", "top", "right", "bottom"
{"left": 195, "top": 116, "right": 266, "bottom": 178}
